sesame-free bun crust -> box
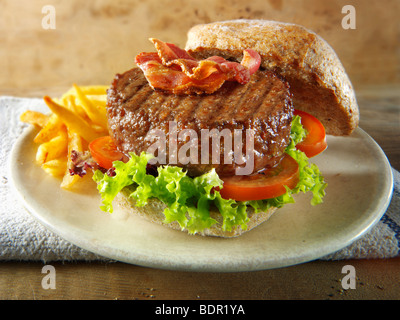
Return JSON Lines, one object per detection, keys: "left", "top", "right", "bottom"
{"left": 115, "top": 188, "right": 278, "bottom": 238}
{"left": 185, "top": 19, "right": 359, "bottom": 136}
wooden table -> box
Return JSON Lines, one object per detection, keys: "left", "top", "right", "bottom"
{"left": 1, "top": 88, "right": 399, "bottom": 301}
{"left": 1, "top": 258, "right": 400, "bottom": 300}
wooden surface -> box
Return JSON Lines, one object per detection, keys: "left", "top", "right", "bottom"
{"left": 1, "top": 0, "right": 400, "bottom": 301}
{"left": 1, "top": 258, "right": 400, "bottom": 300}
{"left": 1, "top": 0, "right": 399, "bottom": 95}
{"left": 357, "top": 88, "right": 400, "bottom": 171}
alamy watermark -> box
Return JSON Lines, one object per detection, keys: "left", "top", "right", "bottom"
{"left": 341, "top": 264, "right": 356, "bottom": 290}
{"left": 41, "top": 5, "right": 56, "bottom": 30}
{"left": 41, "top": 4, "right": 356, "bottom": 31}
{"left": 41, "top": 265, "right": 56, "bottom": 290}
{"left": 342, "top": 5, "right": 356, "bottom": 29}
{"left": 145, "top": 121, "right": 256, "bottom": 175}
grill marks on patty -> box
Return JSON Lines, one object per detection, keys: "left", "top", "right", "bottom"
{"left": 107, "top": 67, "right": 293, "bottom": 177}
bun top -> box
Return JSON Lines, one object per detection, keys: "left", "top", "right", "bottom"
{"left": 185, "top": 19, "right": 359, "bottom": 136}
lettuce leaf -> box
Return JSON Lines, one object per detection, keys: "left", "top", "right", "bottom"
{"left": 93, "top": 115, "right": 327, "bottom": 234}
{"left": 275, "top": 114, "right": 327, "bottom": 206}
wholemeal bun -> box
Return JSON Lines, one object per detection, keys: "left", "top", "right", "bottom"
{"left": 185, "top": 19, "right": 359, "bottom": 136}
{"left": 115, "top": 188, "right": 278, "bottom": 238}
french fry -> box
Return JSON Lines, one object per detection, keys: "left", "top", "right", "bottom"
{"left": 20, "top": 110, "right": 49, "bottom": 128}
{"left": 25, "top": 85, "right": 109, "bottom": 189}
{"left": 36, "top": 126, "right": 68, "bottom": 164}
{"left": 43, "top": 96, "right": 101, "bottom": 143}
{"left": 61, "top": 85, "right": 108, "bottom": 98}
{"left": 33, "top": 113, "right": 64, "bottom": 144}
{"left": 61, "top": 130, "right": 83, "bottom": 189}
{"left": 86, "top": 97, "right": 107, "bottom": 106}
{"left": 73, "top": 84, "right": 108, "bottom": 129}
{"left": 63, "top": 94, "right": 89, "bottom": 121}
{"left": 61, "top": 169, "right": 81, "bottom": 189}
{"left": 80, "top": 85, "right": 108, "bottom": 95}
{"left": 66, "top": 93, "right": 107, "bottom": 134}
{"left": 42, "top": 159, "right": 68, "bottom": 177}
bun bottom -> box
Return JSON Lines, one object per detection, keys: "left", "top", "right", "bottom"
{"left": 114, "top": 188, "right": 278, "bottom": 238}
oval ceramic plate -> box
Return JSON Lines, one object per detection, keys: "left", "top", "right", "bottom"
{"left": 10, "top": 126, "right": 393, "bottom": 272}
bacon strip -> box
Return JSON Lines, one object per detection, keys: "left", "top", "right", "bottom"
{"left": 135, "top": 38, "right": 261, "bottom": 95}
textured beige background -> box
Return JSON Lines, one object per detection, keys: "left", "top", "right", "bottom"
{"left": 1, "top": 0, "right": 399, "bottom": 97}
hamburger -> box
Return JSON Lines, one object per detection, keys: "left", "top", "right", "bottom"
{"left": 72, "top": 19, "right": 359, "bottom": 237}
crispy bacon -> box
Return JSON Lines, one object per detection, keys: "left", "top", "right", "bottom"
{"left": 135, "top": 38, "right": 261, "bottom": 95}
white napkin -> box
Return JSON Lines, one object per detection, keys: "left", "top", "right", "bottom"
{"left": 1, "top": 96, "right": 399, "bottom": 262}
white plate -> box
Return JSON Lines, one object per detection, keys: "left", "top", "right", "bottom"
{"left": 9, "top": 126, "right": 393, "bottom": 272}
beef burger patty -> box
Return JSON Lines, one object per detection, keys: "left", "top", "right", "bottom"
{"left": 106, "top": 67, "right": 293, "bottom": 177}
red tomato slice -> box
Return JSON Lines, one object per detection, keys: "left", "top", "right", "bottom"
{"left": 294, "top": 109, "right": 327, "bottom": 158}
{"left": 219, "top": 154, "right": 299, "bottom": 201}
{"left": 89, "top": 136, "right": 126, "bottom": 170}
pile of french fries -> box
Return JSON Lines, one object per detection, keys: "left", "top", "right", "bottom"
{"left": 20, "top": 84, "right": 109, "bottom": 190}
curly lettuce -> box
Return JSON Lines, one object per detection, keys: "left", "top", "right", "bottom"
{"left": 93, "top": 115, "right": 327, "bottom": 234}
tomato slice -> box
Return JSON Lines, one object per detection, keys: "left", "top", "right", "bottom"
{"left": 294, "top": 109, "right": 327, "bottom": 158}
{"left": 219, "top": 154, "right": 299, "bottom": 201}
{"left": 89, "top": 136, "right": 126, "bottom": 170}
